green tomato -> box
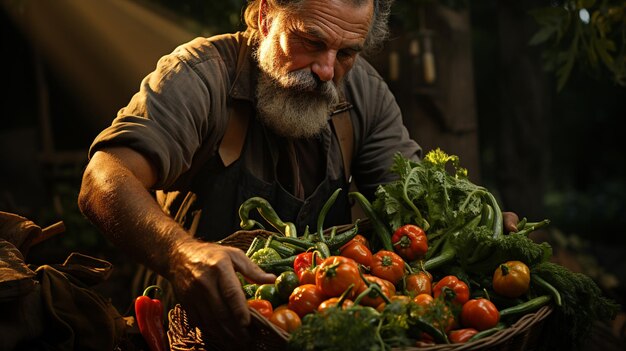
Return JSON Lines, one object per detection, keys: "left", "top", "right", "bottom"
{"left": 275, "top": 271, "right": 300, "bottom": 299}
{"left": 255, "top": 283, "right": 282, "bottom": 307}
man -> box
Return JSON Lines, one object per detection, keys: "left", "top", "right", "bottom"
{"left": 78, "top": 0, "right": 517, "bottom": 348}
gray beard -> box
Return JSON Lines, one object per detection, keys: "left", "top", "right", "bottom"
{"left": 255, "top": 72, "right": 340, "bottom": 138}
{"left": 253, "top": 17, "right": 342, "bottom": 138}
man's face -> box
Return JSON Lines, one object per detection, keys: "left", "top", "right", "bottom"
{"left": 255, "top": 0, "right": 373, "bottom": 138}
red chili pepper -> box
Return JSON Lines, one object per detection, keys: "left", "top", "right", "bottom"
{"left": 391, "top": 224, "right": 428, "bottom": 261}
{"left": 135, "top": 285, "right": 167, "bottom": 351}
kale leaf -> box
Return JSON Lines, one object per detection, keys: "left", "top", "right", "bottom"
{"left": 373, "top": 150, "right": 483, "bottom": 236}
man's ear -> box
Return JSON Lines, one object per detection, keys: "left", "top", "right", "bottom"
{"left": 258, "top": 0, "right": 271, "bottom": 37}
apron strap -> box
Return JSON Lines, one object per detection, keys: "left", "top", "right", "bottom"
{"left": 330, "top": 103, "right": 354, "bottom": 183}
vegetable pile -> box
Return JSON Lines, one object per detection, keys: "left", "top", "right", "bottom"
{"left": 238, "top": 149, "right": 620, "bottom": 351}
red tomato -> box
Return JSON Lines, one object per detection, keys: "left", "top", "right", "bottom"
{"left": 431, "top": 300, "right": 458, "bottom": 333}
{"left": 293, "top": 252, "right": 322, "bottom": 283}
{"left": 416, "top": 299, "right": 456, "bottom": 344}
{"left": 411, "top": 293, "right": 434, "bottom": 319}
{"left": 340, "top": 234, "right": 370, "bottom": 250}
{"left": 371, "top": 250, "right": 405, "bottom": 285}
{"left": 376, "top": 294, "right": 411, "bottom": 312}
{"left": 247, "top": 299, "right": 273, "bottom": 319}
{"left": 413, "top": 293, "right": 434, "bottom": 307}
{"left": 273, "top": 304, "right": 288, "bottom": 312}
{"left": 405, "top": 271, "right": 432, "bottom": 296}
{"left": 364, "top": 274, "right": 396, "bottom": 295}
{"left": 317, "top": 297, "right": 354, "bottom": 312}
{"left": 448, "top": 328, "right": 479, "bottom": 343}
{"left": 315, "top": 256, "right": 362, "bottom": 298}
{"left": 298, "top": 267, "right": 317, "bottom": 285}
{"left": 391, "top": 224, "right": 428, "bottom": 261}
{"left": 269, "top": 308, "right": 301, "bottom": 333}
{"left": 339, "top": 241, "right": 373, "bottom": 268}
{"left": 433, "top": 275, "right": 470, "bottom": 305}
{"left": 355, "top": 274, "right": 396, "bottom": 307}
{"left": 288, "top": 284, "right": 326, "bottom": 317}
{"left": 460, "top": 298, "right": 500, "bottom": 331}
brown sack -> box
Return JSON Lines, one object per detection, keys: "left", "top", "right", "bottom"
{"left": 0, "top": 212, "right": 128, "bottom": 350}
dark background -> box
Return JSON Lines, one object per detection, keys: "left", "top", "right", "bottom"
{"left": 1, "top": 0, "right": 625, "bottom": 315}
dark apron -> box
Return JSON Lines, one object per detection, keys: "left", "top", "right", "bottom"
{"left": 191, "top": 114, "right": 351, "bottom": 241}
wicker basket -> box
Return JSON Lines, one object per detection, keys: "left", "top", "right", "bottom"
{"left": 168, "top": 304, "right": 290, "bottom": 351}
{"left": 167, "top": 228, "right": 553, "bottom": 351}
{"left": 414, "top": 305, "right": 552, "bottom": 351}
{"left": 168, "top": 304, "right": 551, "bottom": 351}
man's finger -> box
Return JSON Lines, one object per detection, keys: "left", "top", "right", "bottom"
{"left": 229, "top": 248, "right": 277, "bottom": 284}
{"left": 502, "top": 211, "right": 520, "bottom": 233}
{"left": 215, "top": 263, "right": 253, "bottom": 349}
{"left": 221, "top": 264, "right": 252, "bottom": 324}
{"left": 196, "top": 272, "right": 243, "bottom": 343}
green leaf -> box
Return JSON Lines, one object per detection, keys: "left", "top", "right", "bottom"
{"left": 529, "top": 26, "right": 558, "bottom": 46}
{"left": 594, "top": 38, "right": 616, "bottom": 67}
{"left": 587, "top": 36, "right": 600, "bottom": 65}
{"left": 555, "top": 36, "right": 579, "bottom": 91}
{"left": 578, "top": 0, "right": 597, "bottom": 9}
{"left": 533, "top": 261, "right": 620, "bottom": 350}
{"left": 452, "top": 225, "right": 552, "bottom": 274}
{"left": 374, "top": 150, "right": 485, "bottom": 238}
{"left": 528, "top": 7, "right": 569, "bottom": 27}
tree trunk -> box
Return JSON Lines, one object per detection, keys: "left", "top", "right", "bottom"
{"left": 494, "top": 0, "right": 551, "bottom": 219}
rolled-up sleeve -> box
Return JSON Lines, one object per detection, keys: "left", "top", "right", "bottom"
{"left": 89, "top": 38, "right": 229, "bottom": 189}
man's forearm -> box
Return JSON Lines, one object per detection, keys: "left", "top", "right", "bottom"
{"left": 78, "top": 152, "right": 193, "bottom": 278}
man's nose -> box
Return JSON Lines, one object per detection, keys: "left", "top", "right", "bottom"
{"left": 311, "top": 50, "right": 336, "bottom": 82}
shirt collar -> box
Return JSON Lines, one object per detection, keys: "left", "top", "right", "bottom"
{"left": 228, "top": 32, "right": 258, "bottom": 102}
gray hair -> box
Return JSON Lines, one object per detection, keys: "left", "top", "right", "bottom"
{"left": 243, "top": 0, "right": 394, "bottom": 55}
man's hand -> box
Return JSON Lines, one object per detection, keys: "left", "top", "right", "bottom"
{"left": 79, "top": 148, "right": 277, "bottom": 349}
{"left": 502, "top": 211, "right": 520, "bottom": 233}
{"left": 168, "top": 238, "right": 276, "bottom": 349}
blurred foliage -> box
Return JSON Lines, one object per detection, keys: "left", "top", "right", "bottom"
{"left": 393, "top": 0, "right": 468, "bottom": 13}
{"left": 389, "top": 0, "right": 626, "bottom": 92}
{"left": 544, "top": 181, "right": 626, "bottom": 243}
{"left": 389, "top": 0, "right": 467, "bottom": 31}
{"left": 29, "top": 168, "right": 112, "bottom": 264}
{"left": 529, "top": 0, "right": 626, "bottom": 91}
{"left": 43, "top": 181, "right": 103, "bottom": 250}
{"left": 141, "top": 0, "right": 247, "bottom": 34}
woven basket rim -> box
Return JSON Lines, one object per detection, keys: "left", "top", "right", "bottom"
{"left": 171, "top": 226, "right": 553, "bottom": 351}
{"left": 227, "top": 301, "right": 553, "bottom": 351}
{"left": 407, "top": 304, "right": 553, "bottom": 351}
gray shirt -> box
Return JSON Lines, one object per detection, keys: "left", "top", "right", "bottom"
{"left": 89, "top": 32, "right": 421, "bottom": 201}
